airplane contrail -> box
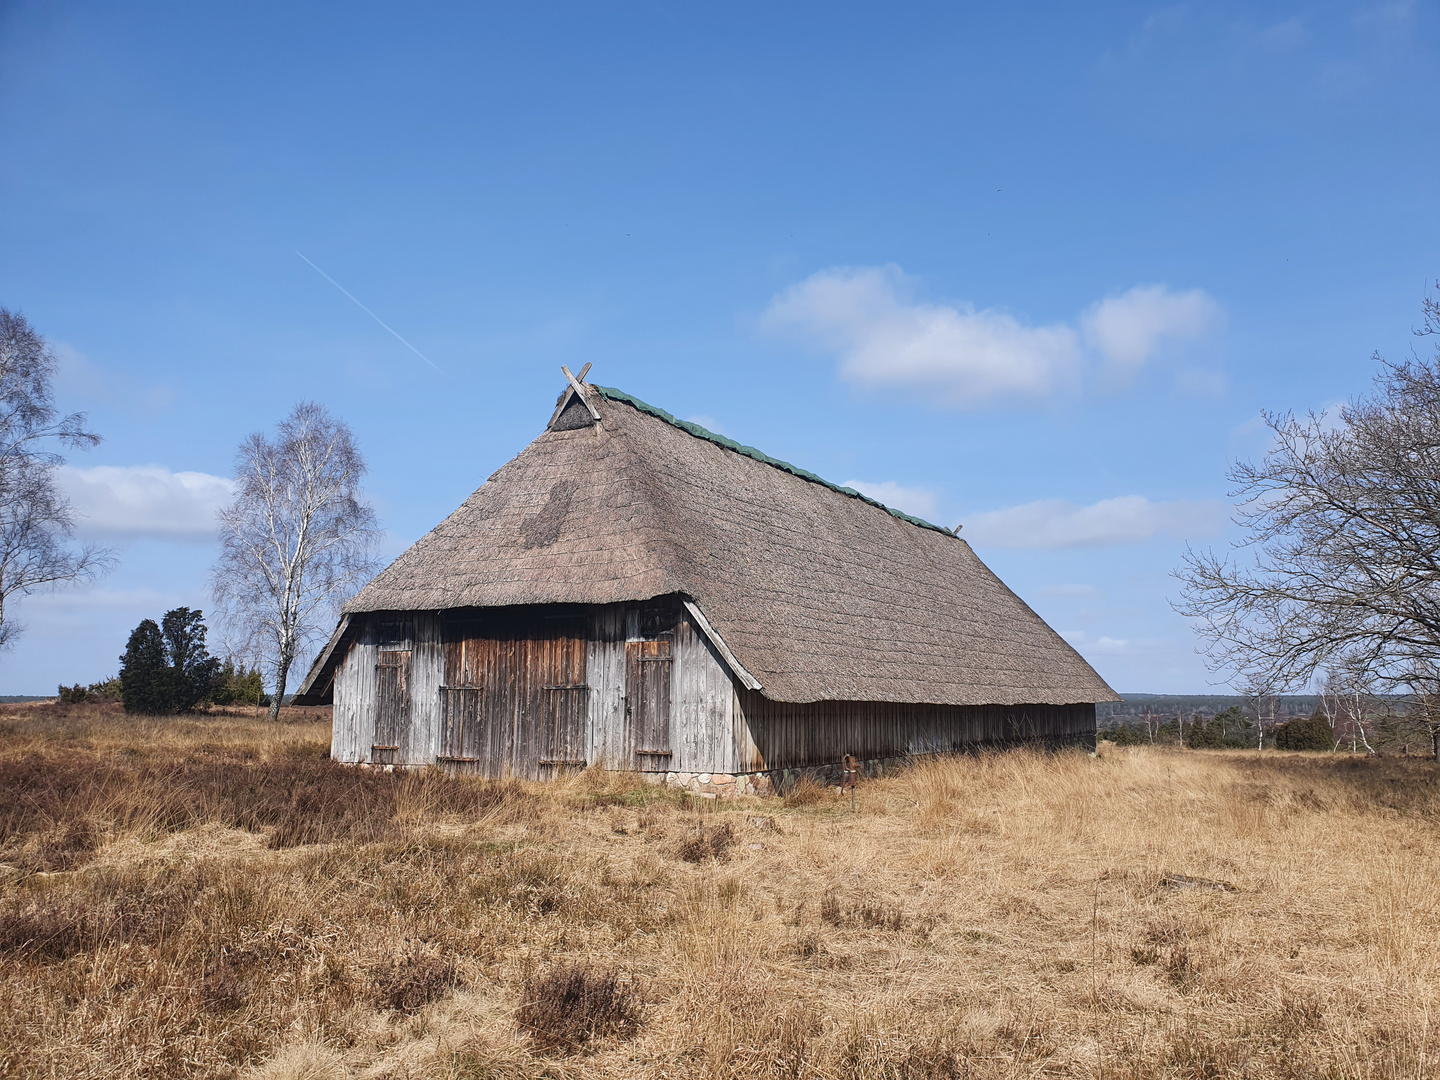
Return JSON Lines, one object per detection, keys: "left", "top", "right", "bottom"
{"left": 295, "top": 251, "right": 442, "bottom": 373}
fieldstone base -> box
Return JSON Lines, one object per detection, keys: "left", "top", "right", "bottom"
{"left": 644, "top": 756, "right": 906, "bottom": 800}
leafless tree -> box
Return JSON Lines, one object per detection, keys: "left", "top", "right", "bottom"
{"left": 1176, "top": 298, "right": 1440, "bottom": 757}
{"left": 1316, "top": 672, "right": 1345, "bottom": 752}
{"left": 1317, "top": 667, "right": 1376, "bottom": 754}
{"left": 212, "top": 402, "right": 380, "bottom": 719}
{"left": 0, "top": 310, "right": 113, "bottom": 648}
{"left": 1386, "top": 661, "right": 1440, "bottom": 761}
{"left": 1242, "top": 682, "right": 1279, "bottom": 752}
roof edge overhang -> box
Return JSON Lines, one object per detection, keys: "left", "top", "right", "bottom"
{"left": 681, "top": 598, "right": 762, "bottom": 692}
{"left": 292, "top": 614, "right": 352, "bottom": 706}
{"left": 294, "top": 601, "right": 1119, "bottom": 708}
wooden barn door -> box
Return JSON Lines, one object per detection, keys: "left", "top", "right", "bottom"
{"left": 373, "top": 620, "right": 413, "bottom": 765}
{"left": 442, "top": 612, "right": 588, "bottom": 778}
{"left": 627, "top": 638, "right": 672, "bottom": 768}
{"left": 441, "top": 629, "right": 503, "bottom": 774}
{"left": 538, "top": 633, "right": 588, "bottom": 774}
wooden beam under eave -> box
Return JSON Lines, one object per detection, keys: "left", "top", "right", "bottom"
{"left": 682, "top": 599, "right": 763, "bottom": 692}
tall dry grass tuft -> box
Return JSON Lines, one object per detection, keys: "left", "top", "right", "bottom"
{"left": 1, "top": 700, "right": 1440, "bottom": 1077}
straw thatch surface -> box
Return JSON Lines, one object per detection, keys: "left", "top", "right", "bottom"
{"left": 336, "top": 385, "right": 1117, "bottom": 706}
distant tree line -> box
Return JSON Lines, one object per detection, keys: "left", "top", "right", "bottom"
{"left": 1096, "top": 696, "right": 1319, "bottom": 722}
{"left": 1100, "top": 700, "right": 1420, "bottom": 753}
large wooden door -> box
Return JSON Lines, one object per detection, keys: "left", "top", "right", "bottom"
{"left": 627, "top": 638, "right": 672, "bottom": 769}
{"left": 442, "top": 612, "right": 588, "bottom": 778}
{"left": 371, "top": 619, "right": 413, "bottom": 765}
{"left": 442, "top": 623, "right": 505, "bottom": 774}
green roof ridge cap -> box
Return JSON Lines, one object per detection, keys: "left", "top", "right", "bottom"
{"left": 591, "top": 384, "right": 955, "bottom": 538}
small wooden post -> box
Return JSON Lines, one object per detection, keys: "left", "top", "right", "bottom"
{"left": 843, "top": 754, "right": 858, "bottom": 813}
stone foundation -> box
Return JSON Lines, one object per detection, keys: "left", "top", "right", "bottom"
{"left": 645, "top": 756, "right": 906, "bottom": 800}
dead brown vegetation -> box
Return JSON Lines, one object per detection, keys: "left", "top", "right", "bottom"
{"left": 515, "top": 962, "right": 642, "bottom": 1051}
{"left": 0, "top": 701, "right": 1437, "bottom": 1078}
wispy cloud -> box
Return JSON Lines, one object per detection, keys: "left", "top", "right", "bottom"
{"left": 1060, "top": 630, "right": 1138, "bottom": 656}
{"left": 1081, "top": 285, "right": 1222, "bottom": 379}
{"left": 54, "top": 344, "right": 177, "bottom": 415}
{"left": 962, "top": 495, "right": 1226, "bottom": 549}
{"left": 841, "top": 479, "right": 938, "bottom": 520}
{"left": 59, "top": 465, "right": 233, "bottom": 542}
{"left": 762, "top": 265, "right": 1219, "bottom": 408}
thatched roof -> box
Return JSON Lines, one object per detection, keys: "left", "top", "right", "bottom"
{"left": 305, "top": 381, "right": 1118, "bottom": 706}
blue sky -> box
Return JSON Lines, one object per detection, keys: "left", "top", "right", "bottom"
{"left": 0, "top": 2, "right": 1436, "bottom": 694}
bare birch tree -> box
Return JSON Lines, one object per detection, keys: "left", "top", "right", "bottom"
{"left": 1317, "top": 668, "right": 1376, "bottom": 754}
{"left": 0, "top": 309, "right": 113, "bottom": 648}
{"left": 1141, "top": 707, "right": 1161, "bottom": 744}
{"left": 1176, "top": 298, "right": 1440, "bottom": 757}
{"left": 1242, "top": 681, "right": 1279, "bottom": 752}
{"left": 212, "top": 402, "right": 380, "bottom": 719}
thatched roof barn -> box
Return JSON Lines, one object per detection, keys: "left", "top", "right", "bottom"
{"left": 297, "top": 373, "right": 1117, "bottom": 794}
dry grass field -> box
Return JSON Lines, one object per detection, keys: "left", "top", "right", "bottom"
{"left": 0, "top": 702, "right": 1437, "bottom": 1079}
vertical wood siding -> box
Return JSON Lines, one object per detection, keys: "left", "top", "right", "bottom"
{"left": 433, "top": 608, "right": 588, "bottom": 779}
{"left": 734, "top": 695, "right": 1096, "bottom": 770}
{"left": 331, "top": 598, "right": 1097, "bottom": 777}
{"left": 669, "top": 609, "right": 743, "bottom": 774}
{"left": 585, "top": 605, "right": 628, "bottom": 768}
{"left": 406, "top": 613, "right": 444, "bottom": 764}
{"left": 330, "top": 623, "right": 378, "bottom": 763}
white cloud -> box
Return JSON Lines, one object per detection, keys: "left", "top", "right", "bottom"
{"left": 1081, "top": 285, "right": 1222, "bottom": 377}
{"left": 762, "top": 266, "right": 1221, "bottom": 408}
{"left": 841, "top": 479, "right": 938, "bottom": 520}
{"left": 59, "top": 465, "right": 233, "bottom": 541}
{"left": 762, "top": 265, "right": 1081, "bottom": 407}
{"left": 962, "top": 495, "right": 1226, "bottom": 549}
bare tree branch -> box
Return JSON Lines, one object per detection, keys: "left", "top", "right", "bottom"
{"left": 1175, "top": 296, "right": 1440, "bottom": 755}
{"left": 0, "top": 309, "right": 115, "bottom": 649}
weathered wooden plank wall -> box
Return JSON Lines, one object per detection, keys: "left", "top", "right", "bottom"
{"left": 330, "top": 598, "right": 1097, "bottom": 776}
{"left": 330, "top": 623, "right": 378, "bottom": 763}
{"left": 670, "top": 609, "right": 745, "bottom": 774}
{"left": 406, "top": 613, "right": 444, "bottom": 763}
{"left": 734, "top": 696, "right": 1096, "bottom": 770}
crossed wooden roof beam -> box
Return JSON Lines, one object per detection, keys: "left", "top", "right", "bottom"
{"left": 548, "top": 362, "right": 600, "bottom": 428}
